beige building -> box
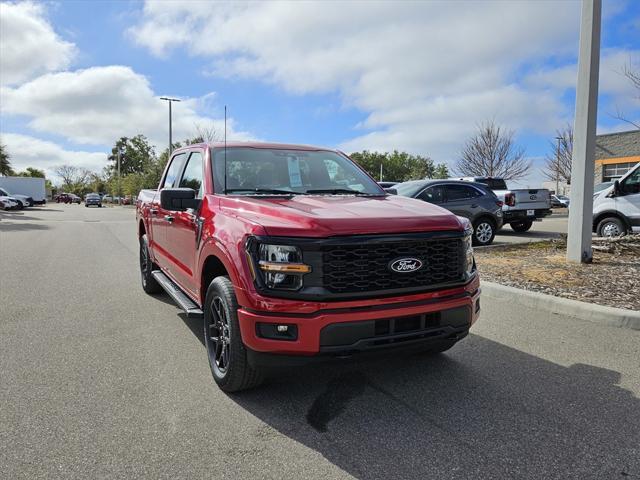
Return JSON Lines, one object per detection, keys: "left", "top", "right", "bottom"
{"left": 544, "top": 129, "right": 640, "bottom": 195}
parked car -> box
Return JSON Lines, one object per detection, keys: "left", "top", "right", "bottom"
{"left": 593, "top": 162, "right": 640, "bottom": 236}
{"left": 102, "top": 195, "right": 113, "bottom": 203}
{"left": 550, "top": 194, "right": 570, "bottom": 208}
{"left": 85, "top": 193, "right": 102, "bottom": 207}
{"left": 1, "top": 196, "right": 20, "bottom": 210}
{"left": 122, "top": 195, "right": 132, "bottom": 205}
{"left": 0, "top": 187, "right": 33, "bottom": 208}
{"left": 137, "top": 142, "right": 480, "bottom": 392}
{"left": 395, "top": 179, "right": 504, "bottom": 246}
{"left": 457, "top": 177, "right": 551, "bottom": 232}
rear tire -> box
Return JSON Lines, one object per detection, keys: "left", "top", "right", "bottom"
{"left": 204, "top": 276, "right": 263, "bottom": 392}
{"left": 510, "top": 220, "right": 533, "bottom": 232}
{"left": 597, "top": 217, "right": 626, "bottom": 237}
{"left": 472, "top": 218, "right": 496, "bottom": 246}
{"left": 139, "top": 234, "right": 162, "bottom": 294}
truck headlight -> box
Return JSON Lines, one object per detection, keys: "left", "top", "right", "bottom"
{"left": 462, "top": 222, "right": 475, "bottom": 275}
{"left": 257, "top": 244, "right": 310, "bottom": 290}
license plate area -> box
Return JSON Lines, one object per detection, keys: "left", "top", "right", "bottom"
{"left": 527, "top": 209, "right": 535, "bottom": 216}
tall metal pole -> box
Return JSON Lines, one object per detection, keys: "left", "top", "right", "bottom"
{"left": 117, "top": 147, "right": 121, "bottom": 205}
{"left": 555, "top": 136, "right": 562, "bottom": 194}
{"left": 160, "top": 97, "right": 181, "bottom": 154}
{"left": 567, "top": 0, "right": 601, "bottom": 264}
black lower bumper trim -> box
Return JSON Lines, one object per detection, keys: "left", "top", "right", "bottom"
{"left": 246, "top": 329, "right": 468, "bottom": 369}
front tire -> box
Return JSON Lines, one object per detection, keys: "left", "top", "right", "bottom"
{"left": 204, "top": 276, "right": 263, "bottom": 392}
{"left": 139, "top": 234, "right": 162, "bottom": 294}
{"left": 510, "top": 220, "right": 533, "bottom": 232}
{"left": 597, "top": 217, "right": 626, "bottom": 237}
{"left": 472, "top": 218, "right": 496, "bottom": 246}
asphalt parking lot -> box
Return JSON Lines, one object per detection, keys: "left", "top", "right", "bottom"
{"left": 1, "top": 204, "right": 638, "bottom": 480}
{"left": 491, "top": 212, "right": 567, "bottom": 246}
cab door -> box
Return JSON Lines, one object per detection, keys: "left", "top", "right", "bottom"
{"left": 617, "top": 165, "right": 640, "bottom": 231}
{"left": 153, "top": 152, "right": 187, "bottom": 270}
{"left": 164, "top": 150, "right": 204, "bottom": 296}
{"left": 441, "top": 184, "right": 482, "bottom": 221}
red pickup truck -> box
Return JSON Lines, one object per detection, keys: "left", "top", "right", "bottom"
{"left": 136, "top": 142, "right": 480, "bottom": 391}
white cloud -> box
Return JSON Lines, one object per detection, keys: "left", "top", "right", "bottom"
{"left": 1, "top": 133, "right": 107, "bottom": 180}
{"left": 0, "top": 1, "right": 76, "bottom": 85}
{"left": 130, "top": 0, "right": 585, "bottom": 160}
{"left": 0, "top": 66, "right": 254, "bottom": 149}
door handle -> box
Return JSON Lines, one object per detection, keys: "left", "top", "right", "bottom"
{"left": 164, "top": 215, "right": 174, "bottom": 223}
{"left": 470, "top": 204, "right": 478, "bottom": 208}
{"left": 150, "top": 208, "right": 158, "bottom": 215}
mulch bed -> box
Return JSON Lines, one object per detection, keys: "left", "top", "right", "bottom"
{"left": 475, "top": 235, "right": 640, "bottom": 311}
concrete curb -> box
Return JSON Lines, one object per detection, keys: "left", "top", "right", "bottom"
{"left": 482, "top": 281, "right": 640, "bottom": 331}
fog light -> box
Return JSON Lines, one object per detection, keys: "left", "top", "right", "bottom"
{"left": 256, "top": 323, "right": 298, "bottom": 341}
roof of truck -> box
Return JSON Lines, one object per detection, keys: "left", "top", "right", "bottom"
{"left": 184, "top": 141, "right": 338, "bottom": 152}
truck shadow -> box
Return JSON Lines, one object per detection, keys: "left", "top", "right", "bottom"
{"left": 225, "top": 334, "right": 639, "bottom": 479}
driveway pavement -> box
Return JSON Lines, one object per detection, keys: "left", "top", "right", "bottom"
{"left": 493, "top": 212, "right": 567, "bottom": 246}
{"left": 1, "top": 204, "right": 638, "bottom": 479}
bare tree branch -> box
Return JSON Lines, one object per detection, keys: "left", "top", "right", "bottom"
{"left": 543, "top": 124, "right": 573, "bottom": 184}
{"left": 194, "top": 123, "right": 222, "bottom": 143}
{"left": 455, "top": 120, "right": 532, "bottom": 180}
{"left": 609, "top": 62, "right": 640, "bottom": 130}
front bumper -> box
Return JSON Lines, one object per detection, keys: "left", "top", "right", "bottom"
{"left": 237, "top": 275, "right": 480, "bottom": 359}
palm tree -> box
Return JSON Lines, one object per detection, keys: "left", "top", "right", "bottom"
{"left": 0, "top": 143, "right": 15, "bottom": 176}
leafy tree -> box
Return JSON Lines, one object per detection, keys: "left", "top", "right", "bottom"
{"left": 349, "top": 150, "right": 448, "bottom": 182}
{"left": 107, "top": 135, "right": 156, "bottom": 176}
{"left": 455, "top": 121, "right": 531, "bottom": 180}
{"left": 433, "top": 163, "right": 450, "bottom": 179}
{"left": 543, "top": 124, "right": 573, "bottom": 185}
{"left": 0, "top": 143, "right": 15, "bottom": 176}
{"left": 17, "top": 167, "right": 46, "bottom": 178}
{"left": 122, "top": 173, "right": 146, "bottom": 197}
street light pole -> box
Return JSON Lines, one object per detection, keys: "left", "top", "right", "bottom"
{"left": 160, "top": 97, "right": 181, "bottom": 154}
{"left": 555, "top": 136, "right": 562, "bottom": 194}
{"left": 567, "top": 0, "right": 601, "bottom": 263}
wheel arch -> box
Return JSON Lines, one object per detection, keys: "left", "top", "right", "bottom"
{"left": 593, "top": 210, "right": 631, "bottom": 233}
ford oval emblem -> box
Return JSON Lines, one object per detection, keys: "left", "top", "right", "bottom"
{"left": 389, "top": 257, "right": 423, "bottom": 273}
{"left": 530, "top": 195, "right": 537, "bottom": 200}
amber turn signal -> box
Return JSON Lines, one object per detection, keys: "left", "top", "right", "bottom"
{"left": 258, "top": 261, "right": 311, "bottom": 273}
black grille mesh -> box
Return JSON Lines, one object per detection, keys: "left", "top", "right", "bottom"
{"left": 321, "top": 238, "right": 464, "bottom": 293}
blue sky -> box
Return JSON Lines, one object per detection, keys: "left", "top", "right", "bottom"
{"left": 1, "top": 0, "right": 638, "bottom": 186}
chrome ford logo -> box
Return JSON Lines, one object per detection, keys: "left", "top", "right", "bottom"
{"left": 389, "top": 257, "right": 423, "bottom": 273}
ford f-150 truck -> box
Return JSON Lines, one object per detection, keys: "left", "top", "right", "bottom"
{"left": 457, "top": 177, "right": 552, "bottom": 232}
{"left": 137, "top": 142, "right": 480, "bottom": 391}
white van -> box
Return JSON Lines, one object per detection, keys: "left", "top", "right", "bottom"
{"left": 592, "top": 162, "right": 640, "bottom": 236}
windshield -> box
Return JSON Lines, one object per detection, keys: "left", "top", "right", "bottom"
{"left": 594, "top": 182, "right": 613, "bottom": 193}
{"left": 212, "top": 148, "right": 384, "bottom": 195}
{"left": 394, "top": 181, "right": 429, "bottom": 197}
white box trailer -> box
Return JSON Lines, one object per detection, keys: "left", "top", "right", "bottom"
{"left": 0, "top": 177, "right": 47, "bottom": 204}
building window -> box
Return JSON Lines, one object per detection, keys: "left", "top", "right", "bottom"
{"left": 602, "top": 162, "right": 635, "bottom": 182}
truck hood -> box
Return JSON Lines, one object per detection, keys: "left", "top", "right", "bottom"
{"left": 220, "top": 194, "right": 464, "bottom": 237}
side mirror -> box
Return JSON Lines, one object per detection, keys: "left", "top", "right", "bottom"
{"left": 160, "top": 188, "right": 200, "bottom": 211}
{"left": 384, "top": 188, "right": 398, "bottom": 195}
{"left": 608, "top": 180, "right": 621, "bottom": 197}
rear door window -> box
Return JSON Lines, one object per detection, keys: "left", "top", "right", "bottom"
{"left": 162, "top": 153, "right": 187, "bottom": 189}
{"left": 179, "top": 151, "right": 204, "bottom": 198}
{"left": 418, "top": 186, "right": 445, "bottom": 204}
{"left": 446, "top": 185, "right": 482, "bottom": 201}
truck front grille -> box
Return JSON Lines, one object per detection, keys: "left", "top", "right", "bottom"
{"left": 321, "top": 238, "right": 464, "bottom": 293}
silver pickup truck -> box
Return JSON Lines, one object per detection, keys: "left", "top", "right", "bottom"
{"left": 458, "top": 177, "right": 552, "bottom": 232}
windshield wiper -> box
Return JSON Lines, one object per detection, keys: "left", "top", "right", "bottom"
{"left": 225, "top": 188, "right": 304, "bottom": 195}
{"left": 305, "top": 188, "right": 381, "bottom": 196}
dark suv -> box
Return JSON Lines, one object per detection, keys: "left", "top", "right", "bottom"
{"left": 395, "top": 180, "right": 504, "bottom": 246}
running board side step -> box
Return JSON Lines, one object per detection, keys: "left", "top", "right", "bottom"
{"left": 151, "top": 270, "right": 203, "bottom": 318}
